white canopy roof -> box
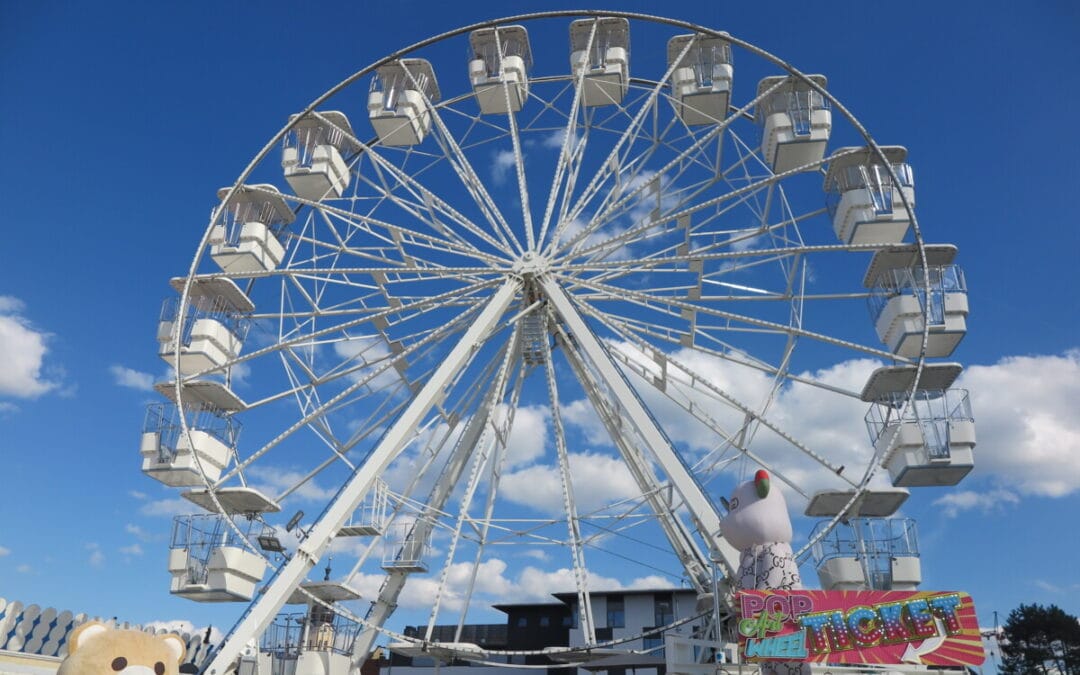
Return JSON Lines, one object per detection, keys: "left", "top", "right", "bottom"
{"left": 375, "top": 59, "right": 441, "bottom": 102}
{"left": 286, "top": 581, "right": 361, "bottom": 605}
{"left": 469, "top": 25, "right": 533, "bottom": 69}
{"left": 154, "top": 379, "right": 247, "bottom": 411}
{"left": 756, "top": 73, "right": 827, "bottom": 98}
{"left": 862, "top": 244, "right": 959, "bottom": 287}
{"left": 804, "top": 488, "right": 909, "bottom": 518}
{"left": 216, "top": 184, "right": 295, "bottom": 224}
{"left": 182, "top": 487, "right": 281, "bottom": 514}
{"left": 666, "top": 34, "right": 731, "bottom": 66}
{"left": 170, "top": 276, "right": 254, "bottom": 313}
{"left": 824, "top": 145, "right": 908, "bottom": 187}
{"left": 860, "top": 363, "right": 964, "bottom": 401}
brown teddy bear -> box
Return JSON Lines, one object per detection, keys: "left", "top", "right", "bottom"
{"left": 58, "top": 621, "right": 187, "bottom": 675}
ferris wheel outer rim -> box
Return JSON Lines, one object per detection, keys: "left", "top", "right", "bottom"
{"left": 164, "top": 9, "right": 935, "bottom": 671}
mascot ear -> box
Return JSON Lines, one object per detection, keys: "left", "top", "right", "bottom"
{"left": 67, "top": 621, "right": 109, "bottom": 656}
{"left": 162, "top": 633, "right": 187, "bottom": 665}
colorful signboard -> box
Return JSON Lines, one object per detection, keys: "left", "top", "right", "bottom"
{"left": 736, "top": 590, "right": 985, "bottom": 667}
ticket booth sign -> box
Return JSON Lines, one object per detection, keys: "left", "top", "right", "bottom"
{"left": 735, "top": 590, "right": 985, "bottom": 666}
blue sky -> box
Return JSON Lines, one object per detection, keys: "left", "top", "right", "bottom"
{"left": 1, "top": 1, "right": 1079, "bottom": 670}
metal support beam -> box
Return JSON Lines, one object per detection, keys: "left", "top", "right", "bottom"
{"left": 201, "top": 280, "right": 519, "bottom": 675}
{"left": 541, "top": 277, "right": 741, "bottom": 602}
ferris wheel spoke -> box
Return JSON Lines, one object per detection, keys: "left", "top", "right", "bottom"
{"left": 396, "top": 64, "right": 524, "bottom": 257}
{"left": 349, "top": 330, "right": 522, "bottom": 657}
{"left": 535, "top": 20, "right": 596, "bottom": 249}
{"left": 213, "top": 298, "right": 492, "bottom": 487}
{"left": 555, "top": 37, "right": 696, "bottom": 250}
{"left": 553, "top": 320, "right": 712, "bottom": 593}
{"left": 556, "top": 76, "right": 791, "bottom": 259}
{"left": 565, "top": 273, "right": 909, "bottom": 363}
{"left": 540, "top": 322, "right": 597, "bottom": 645}
{"left": 580, "top": 301, "right": 859, "bottom": 483}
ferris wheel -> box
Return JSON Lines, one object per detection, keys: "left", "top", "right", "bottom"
{"left": 140, "top": 10, "right": 975, "bottom": 675}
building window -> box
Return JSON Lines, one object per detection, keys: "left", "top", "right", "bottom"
{"left": 607, "top": 595, "right": 625, "bottom": 628}
{"left": 643, "top": 631, "right": 665, "bottom": 658}
{"left": 517, "top": 616, "right": 528, "bottom": 628}
{"left": 654, "top": 593, "right": 674, "bottom": 626}
{"left": 539, "top": 616, "right": 550, "bottom": 628}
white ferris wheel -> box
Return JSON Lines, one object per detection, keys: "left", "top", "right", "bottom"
{"left": 141, "top": 10, "right": 975, "bottom": 674}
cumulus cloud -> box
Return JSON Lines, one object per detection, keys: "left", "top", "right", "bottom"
{"left": 490, "top": 149, "right": 517, "bottom": 186}
{"left": 957, "top": 350, "right": 1080, "bottom": 497}
{"left": 0, "top": 545, "right": 10, "bottom": 557}
{"left": 0, "top": 296, "right": 59, "bottom": 398}
{"left": 120, "top": 543, "right": 144, "bottom": 556}
{"left": 87, "top": 543, "right": 105, "bottom": 568}
{"left": 247, "top": 465, "right": 336, "bottom": 503}
{"left": 348, "top": 557, "right": 675, "bottom": 611}
{"left": 139, "top": 497, "right": 192, "bottom": 518}
{"left": 933, "top": 489, "right": 1020, "bottom": 518}
{"left": 500, "top": 451, "right": 641, "bottom": 516}
{"left": 125, "top": 524, "right": 156, "bottom": 542}
{"left": 109, "top": 364, "right": 155, "bottom": 391}
{"left": 17, "top": 564, "right": 32, "bottom": 574}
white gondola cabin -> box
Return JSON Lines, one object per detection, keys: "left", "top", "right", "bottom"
{"left": 865, "top": 244, "right": 969, "bottom": 358}
{"left": 755, "top": 75, "right": 831, "bottom": 173}
{"left": 261, "top": 583, "right": 363, "bottom": 675}
{"left": 824, "top": 146, "right": 915, "bottom": 245}
{"left": 368, "top": 59, "right": 441, "bottom": 147}
{"left": 469, "top": 26, "right": 532, "bottom": 115}
{"left": 381, "top": 521, "right": 431, "bottom": 573}
{"left": 863, "top": 364, "right": 976, "bottom": 488}
{"left": 140, "top": 403, "right": 238, "bottom": 487}
{"left": 282, "top": 111, "right": 359, "bottom": 201}
{"left": 209, "top": 185, "right": 294, "bottom": 273}
{"left": 569, "top": 17, "right": 630, "bottom": 107}
{"left": 158, "top": 277, "right": 253, "bottom": 376}
{"left": 168, "top": 514, "right": 267, "bottom": 602}
{"left": 811, "top": 517, "right": 921, "bottom": 591}
{"left": 668, "top": 34, "right": 732, "bottom": 126}
{"left": 337, "top": 478, "right": 388, "bottom": 537}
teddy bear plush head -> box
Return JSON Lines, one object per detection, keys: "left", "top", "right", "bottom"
{"left": 719, "top": 469, "right": 793, "bottom": 551}
{"left": 58, "top": 621, "right": 187, "bottom": 675}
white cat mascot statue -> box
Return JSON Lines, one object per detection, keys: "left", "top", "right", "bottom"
{"left": 719, "top": 469, "right": 809, "bottom": 675}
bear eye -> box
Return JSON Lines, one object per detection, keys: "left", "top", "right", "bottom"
{"left": 155, "top": 662, "right": 166, "bottom": 675}
{"left": 111, "top": 656, "right": 127, "bottom": 671}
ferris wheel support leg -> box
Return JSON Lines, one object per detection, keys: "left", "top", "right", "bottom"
{"left": 200, "top": 280, "right": 520, "bottom": 675}
{"left": 541, "top": 277, "right": 742, "bottom": 602}
{"left": 557, "top": 329, "right": 713, "bottom": 593}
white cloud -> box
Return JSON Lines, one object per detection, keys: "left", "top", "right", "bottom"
{"left": 490, "top": 149, "right": 517, "bottom": 186}
{"left": 0, "top": 545, "right": 10, "bottom": 556}
{"left": 933, "top": 489, "right": 1020, "bottom": 518}
{"left": 109, "top": 364, "right": 155, "bottom": 391}
{"left": 125, "top": 524, "right": 156, "bottom": 542}
{"left": 500, "top": 451, "right": 641, "bottom": 516}
{"left": 247, "top": 465, "right": 336, "bottom": 503}
{"left": 120, "top": 543, "right": 144, "bottom": 556}
{"left": 17, "top": 564, "right": 32, "bottom": 574}
{"left": 0, "top": 297, "right": 59, "bottom": 398}
{"left": 0, "top": 402, "right": 17, "bottom": 415}
{"left": 139, "top": 497, "right": 192, "bottom": 517}
{"left": 130, "top": 490, "right": 148, "bottom": 500}
{"left": 957, "top": 350, "right": 1080, "bottom": 497}
{"left": 87, "top": 543, "right": 105, "bottom": 568}
{"left": 144, "top": 620, "right": 222, "bottom": 643}
{"left": 1033, "top": 579, "right": 1080, "bottom": 593}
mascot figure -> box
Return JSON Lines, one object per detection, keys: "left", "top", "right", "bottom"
{"left": 58, "top": 621, "right": 186, "bottom": 675}
{"left": 719, "top": 469, "right": 809, "bottom": 675}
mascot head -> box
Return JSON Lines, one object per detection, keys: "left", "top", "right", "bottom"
{"left": 58, "top": 621, "right": 186, "bottom": 675}
{"left": 719, "top": 469, "right": 793, "bottom": 550}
